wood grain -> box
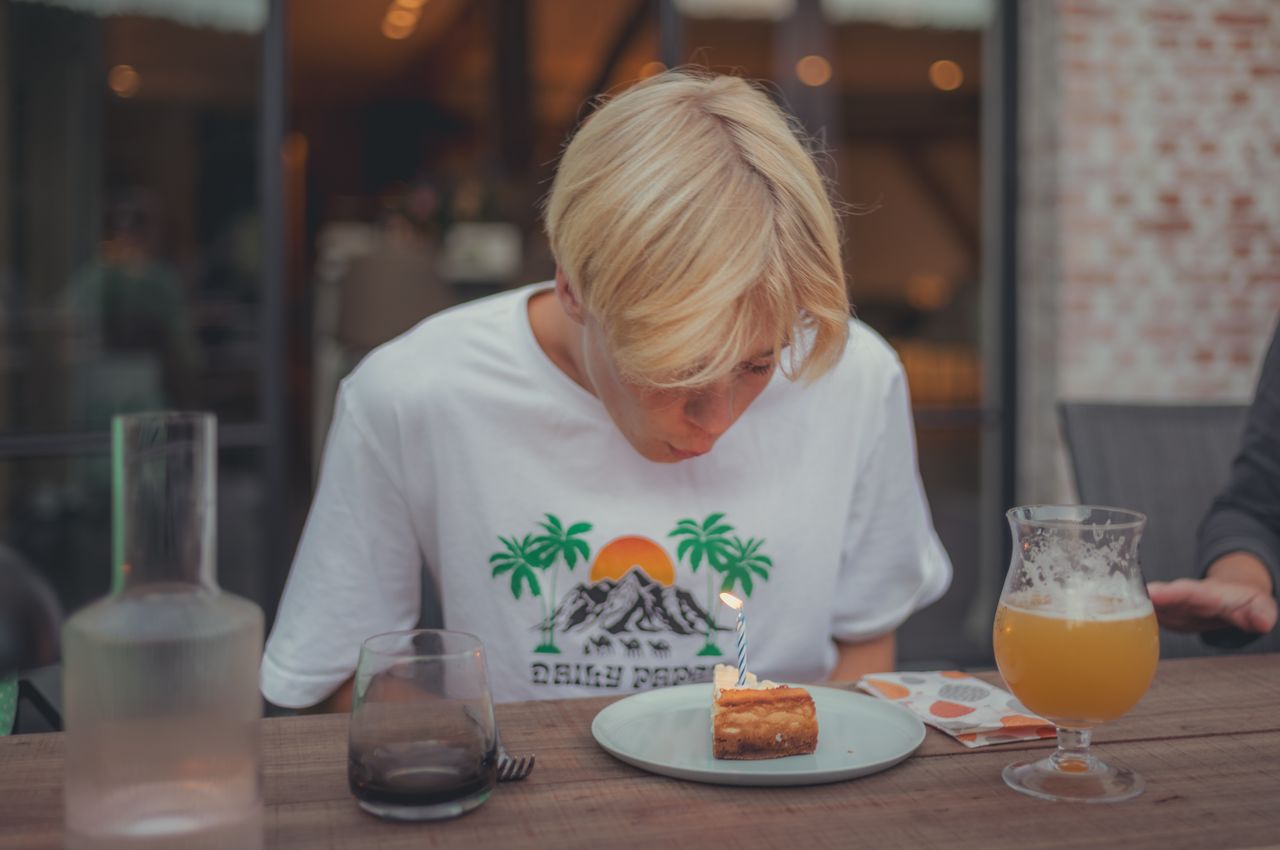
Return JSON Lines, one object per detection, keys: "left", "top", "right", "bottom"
{"left": 2, "top": 655, "right": 1277, "bottom": 849}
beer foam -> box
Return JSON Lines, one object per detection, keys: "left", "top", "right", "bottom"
{"left": 1005, "top": 520, "right": 1151, "bottom": 619}
{"left": 1002, "top": 591, "right": 1153, "bottom": 621}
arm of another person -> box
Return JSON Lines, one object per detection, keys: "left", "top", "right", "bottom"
{"left": 262, "top": 383, "right": 424, "bottom": 712}
{"left": 308, "top": 672, "right": 437, "bottom": 714}
{"left": 1149, "top": 323, "right": 1280, "bottom": 643}
{"left": 306, "top": 678, "right": 355, "bottom": 714}
{"left": 829, "top": 632, "right": 896, "bottom": 683}
{"left": 827, "top": 353, "right": 952, "bottom": 682}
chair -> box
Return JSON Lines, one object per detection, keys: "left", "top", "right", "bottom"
{"left": 0, "top": 545, "right": 63, "bottom": 733}
{"left": 1059, "top": 402, "right": 1278, "bottom": 658}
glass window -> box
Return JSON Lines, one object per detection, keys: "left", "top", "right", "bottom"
{"left": 673, "top": 0, "right": 992, "bottom": 666}
{"left": 0, "top": 447, "right": 268, "bottom": 613}
{"left": 2, "top": 3, "right": 264, "bottom": 437}
{"left": 1, "top": 1, "right": 276, "bottom": 616}
{"left": 289, "top": 0, "right": 660, "bottom": 466}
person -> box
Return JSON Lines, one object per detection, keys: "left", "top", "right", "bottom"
{"left": 261, "top": 71, "right": 952, "bottom": 710}
{"left": 65, "top": 189, "right": 201, "bottom": 422}
{"left": 311, "top": 185, "right": 455, "bottom": 470}
{"left": 1147, "top": 322, "right": 1279, "bottom": 646}
{"left": 335, "top": 183, "right": 453, "bottom": 358}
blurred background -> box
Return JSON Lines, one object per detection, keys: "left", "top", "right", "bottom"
{"left": 1, "top": 0, "right": 1277, "bottom": 671}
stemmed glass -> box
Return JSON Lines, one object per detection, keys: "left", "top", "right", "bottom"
{"left": 993, "top": 506, "right": 1159, "bottom": 803}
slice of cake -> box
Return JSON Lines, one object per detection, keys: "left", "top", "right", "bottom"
{"left": 711, "top": 663, "right": 818, "bottom": 760}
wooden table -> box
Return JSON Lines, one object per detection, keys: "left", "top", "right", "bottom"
{"left": 2, "top": 655, "right": 1278, "bottom": 849}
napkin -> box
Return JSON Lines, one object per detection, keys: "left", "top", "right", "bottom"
{"left": 856, "top": 671, "right": 1056, "bottom": 748}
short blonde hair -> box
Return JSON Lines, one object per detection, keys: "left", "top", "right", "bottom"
{"left": 544, "top": 69, "right": 850, "bottom": 389}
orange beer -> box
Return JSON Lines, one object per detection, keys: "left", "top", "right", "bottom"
{"left": 993, "top": 598, "right": 1158, "bottom": 727}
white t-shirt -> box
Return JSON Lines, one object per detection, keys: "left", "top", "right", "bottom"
{"left": 262, "top": 283, "right": 952, "bottom": 705}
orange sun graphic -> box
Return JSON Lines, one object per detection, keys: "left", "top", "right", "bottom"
{"left": 589, "top": 536, "right": 675, "bottom": 587}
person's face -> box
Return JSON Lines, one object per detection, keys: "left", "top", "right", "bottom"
{"left": 578, "top": 314, "right": 778, "bottom": 463}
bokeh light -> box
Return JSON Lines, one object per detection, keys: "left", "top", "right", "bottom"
{"left": 108, "top": 65, "right": 140, "bottom": 98}
{"left": 929, "top": 59, "right": 964, "bottom": 91}
{"left": 640, "top": 61, "right": 667, "bottom": 79}
{"left": 795, "top": 55, "right": 832, "bottom": 87}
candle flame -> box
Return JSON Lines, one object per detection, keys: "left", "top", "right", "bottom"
{"left": 719, "top": 591, "right": 742, "bottom": 610}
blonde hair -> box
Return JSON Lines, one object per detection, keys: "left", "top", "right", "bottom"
{"left": 543, "top": 69, "right": 850, "bottom": 389}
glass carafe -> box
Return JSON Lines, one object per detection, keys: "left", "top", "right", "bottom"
{"left": 63, "top": 412, "right": 264, "bottom": 849}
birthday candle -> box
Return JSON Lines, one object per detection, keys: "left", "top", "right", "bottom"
{"left": 734, "top": 609, "right": 746, "bottom": 686}
{"left": 719, "top": 592, "right": 747, "bottom": 686}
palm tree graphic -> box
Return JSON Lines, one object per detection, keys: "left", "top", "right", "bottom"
{"left": 669, "top": 513, "right": 736, "bottom": 656}
{"left": 490, "top": 514, "right": 592, "bottom": 654}
{"left": 529, "top": 514, "right": 592, "bottom": 654}
{"left": 490, "top": 534, "right": 546, "bottom": 642}
{"left": 719, "top": 536, "right": 773, "bottom": 596}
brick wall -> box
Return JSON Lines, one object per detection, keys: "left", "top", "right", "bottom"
{"left": 1018, "top": 0, "right": 1280, "bottom": 503}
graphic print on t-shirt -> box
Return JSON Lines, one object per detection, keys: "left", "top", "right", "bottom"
{"left": 489, "top": 513, "right": 773, "bottom": 691}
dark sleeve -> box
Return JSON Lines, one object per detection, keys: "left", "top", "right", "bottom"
{"left": 1197, "top": 320, "right": 1280, "bottom": 648}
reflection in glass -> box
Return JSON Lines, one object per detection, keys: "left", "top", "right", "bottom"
{"left": 1, "top": 4, "right": 263, "bottom": 438}
{"left": 0, "top": 3, "right": 272, "bottom": 617}
{"left": 65, "top": 190, "right": 201, "bottom": 426}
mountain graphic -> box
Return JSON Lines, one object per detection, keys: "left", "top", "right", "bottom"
{"left": 546, "top": 568, "right": 725, "bottom": 636}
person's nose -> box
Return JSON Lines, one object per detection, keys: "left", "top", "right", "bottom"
{"left": 684, "top": 381, "right": 736, "bottom": 437}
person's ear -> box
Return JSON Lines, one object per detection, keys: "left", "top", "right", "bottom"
{"left": 555, "top": 267, "right": 586, "bottom": 325}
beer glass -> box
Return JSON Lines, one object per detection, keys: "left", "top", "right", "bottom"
{"left": 993, "top": 506, "right": 1158, "bottom": 803}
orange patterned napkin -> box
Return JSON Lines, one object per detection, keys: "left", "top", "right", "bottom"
{"left": 856, "top": 671, "right": 1056, "bottom": 748}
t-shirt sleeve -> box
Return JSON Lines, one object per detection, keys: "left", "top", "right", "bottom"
{"left": 261, "top": 384, "right": 423, "bottom": 709}
{"left": 831, "top": 360, "right": 953, "bottom": 643}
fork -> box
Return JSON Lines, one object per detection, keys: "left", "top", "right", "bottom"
{"left": 496, "top": 732, "right": 535, "bottom": 782}
{"left": 464, "top": 704, "right": 534, "bottom": 782}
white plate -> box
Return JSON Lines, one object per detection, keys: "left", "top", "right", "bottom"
{"left": 591, "top": 683, "right": 925, "bottom": 786}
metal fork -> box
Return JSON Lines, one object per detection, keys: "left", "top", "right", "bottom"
{"left": 496, "top": 732, "right": 535, "bottom": 782}
{"left": 464, "top": 706, "right": 535, "bottom": 782}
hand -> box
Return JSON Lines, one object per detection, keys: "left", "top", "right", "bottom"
{"left": 1147, "top": 553, "right": 1277, "bottom": 635}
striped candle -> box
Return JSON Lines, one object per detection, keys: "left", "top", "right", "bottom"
{"left": 734, "top": 608, "right": 747, "bottom": 686}
{"left": 719, "top": 592, "right": 747, "bottom": 686}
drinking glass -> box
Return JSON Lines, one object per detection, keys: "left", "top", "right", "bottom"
{"left": 993, "top": 505, "right": 1159, "bottom": 803}
{"left": 348, "top": 630, "right": 497, "bottom": 821}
